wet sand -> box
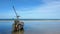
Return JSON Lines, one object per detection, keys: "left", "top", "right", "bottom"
{"left": 0, "top": 20, "right": 60, "bottom": 34}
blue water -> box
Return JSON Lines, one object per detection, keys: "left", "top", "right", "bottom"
{"left": 0, "top": 21, "right": 60, "bottom": 34}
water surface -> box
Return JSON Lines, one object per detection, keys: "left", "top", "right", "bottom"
{"left": 0, "top": 21, "right": 60, "bottom": 34}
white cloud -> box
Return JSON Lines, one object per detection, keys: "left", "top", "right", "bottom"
{"left": 18, "top": 0, "right": 60, "bottom": 19}
{"left": 0, "top": 0, "right": 60, "bottom": 19}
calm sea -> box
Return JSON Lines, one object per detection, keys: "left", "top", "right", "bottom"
{"left": 0, "top": 20, "right": 60, "bottom": 34}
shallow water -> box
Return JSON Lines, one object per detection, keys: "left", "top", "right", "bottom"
{"left": 0, "top": 21, "right": 60, "bottom": 34}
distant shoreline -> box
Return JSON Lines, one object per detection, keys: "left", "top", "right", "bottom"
{"left": 0, "top": 19, "right": 60, "bottom": 20}
{"left": 0, "top": 19, "right": 60, "bottom": 22}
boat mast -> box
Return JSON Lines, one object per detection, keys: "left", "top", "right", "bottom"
{"left": 13, "top": 6, "right": 19, "bottom": 20}
{"left": 10, "top": 0, "right": 20, "bottom": 20}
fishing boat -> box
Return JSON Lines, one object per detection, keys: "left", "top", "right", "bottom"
{"left": 12, "top": 6, "right": 24, "bottom": 31}
{"left": 13, "top": 19, "right": 24, "bottom": 31}
{"left": 10, "top": 0, "right": 24, "bottom": 31}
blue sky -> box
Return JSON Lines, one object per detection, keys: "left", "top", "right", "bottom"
{"left": 0, "top": 0, "right": 60, "bottom": 19}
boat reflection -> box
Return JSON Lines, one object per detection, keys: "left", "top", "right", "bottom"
{"left": 12, "top": 29, "right": 24, "bottom": 34}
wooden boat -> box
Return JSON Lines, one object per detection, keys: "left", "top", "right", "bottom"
{"left": 12, "top": 6, "right": 24, "bottom": 31}
{"left": 13, "top": 19, "right": 24, "bottom": 31}
{"left": 10, "top": 0, "right": 24, "bottom": 31}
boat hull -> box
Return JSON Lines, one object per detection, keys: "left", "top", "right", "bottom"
{"left": 13, "top": 20, "right": 24, "bottom": 31}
